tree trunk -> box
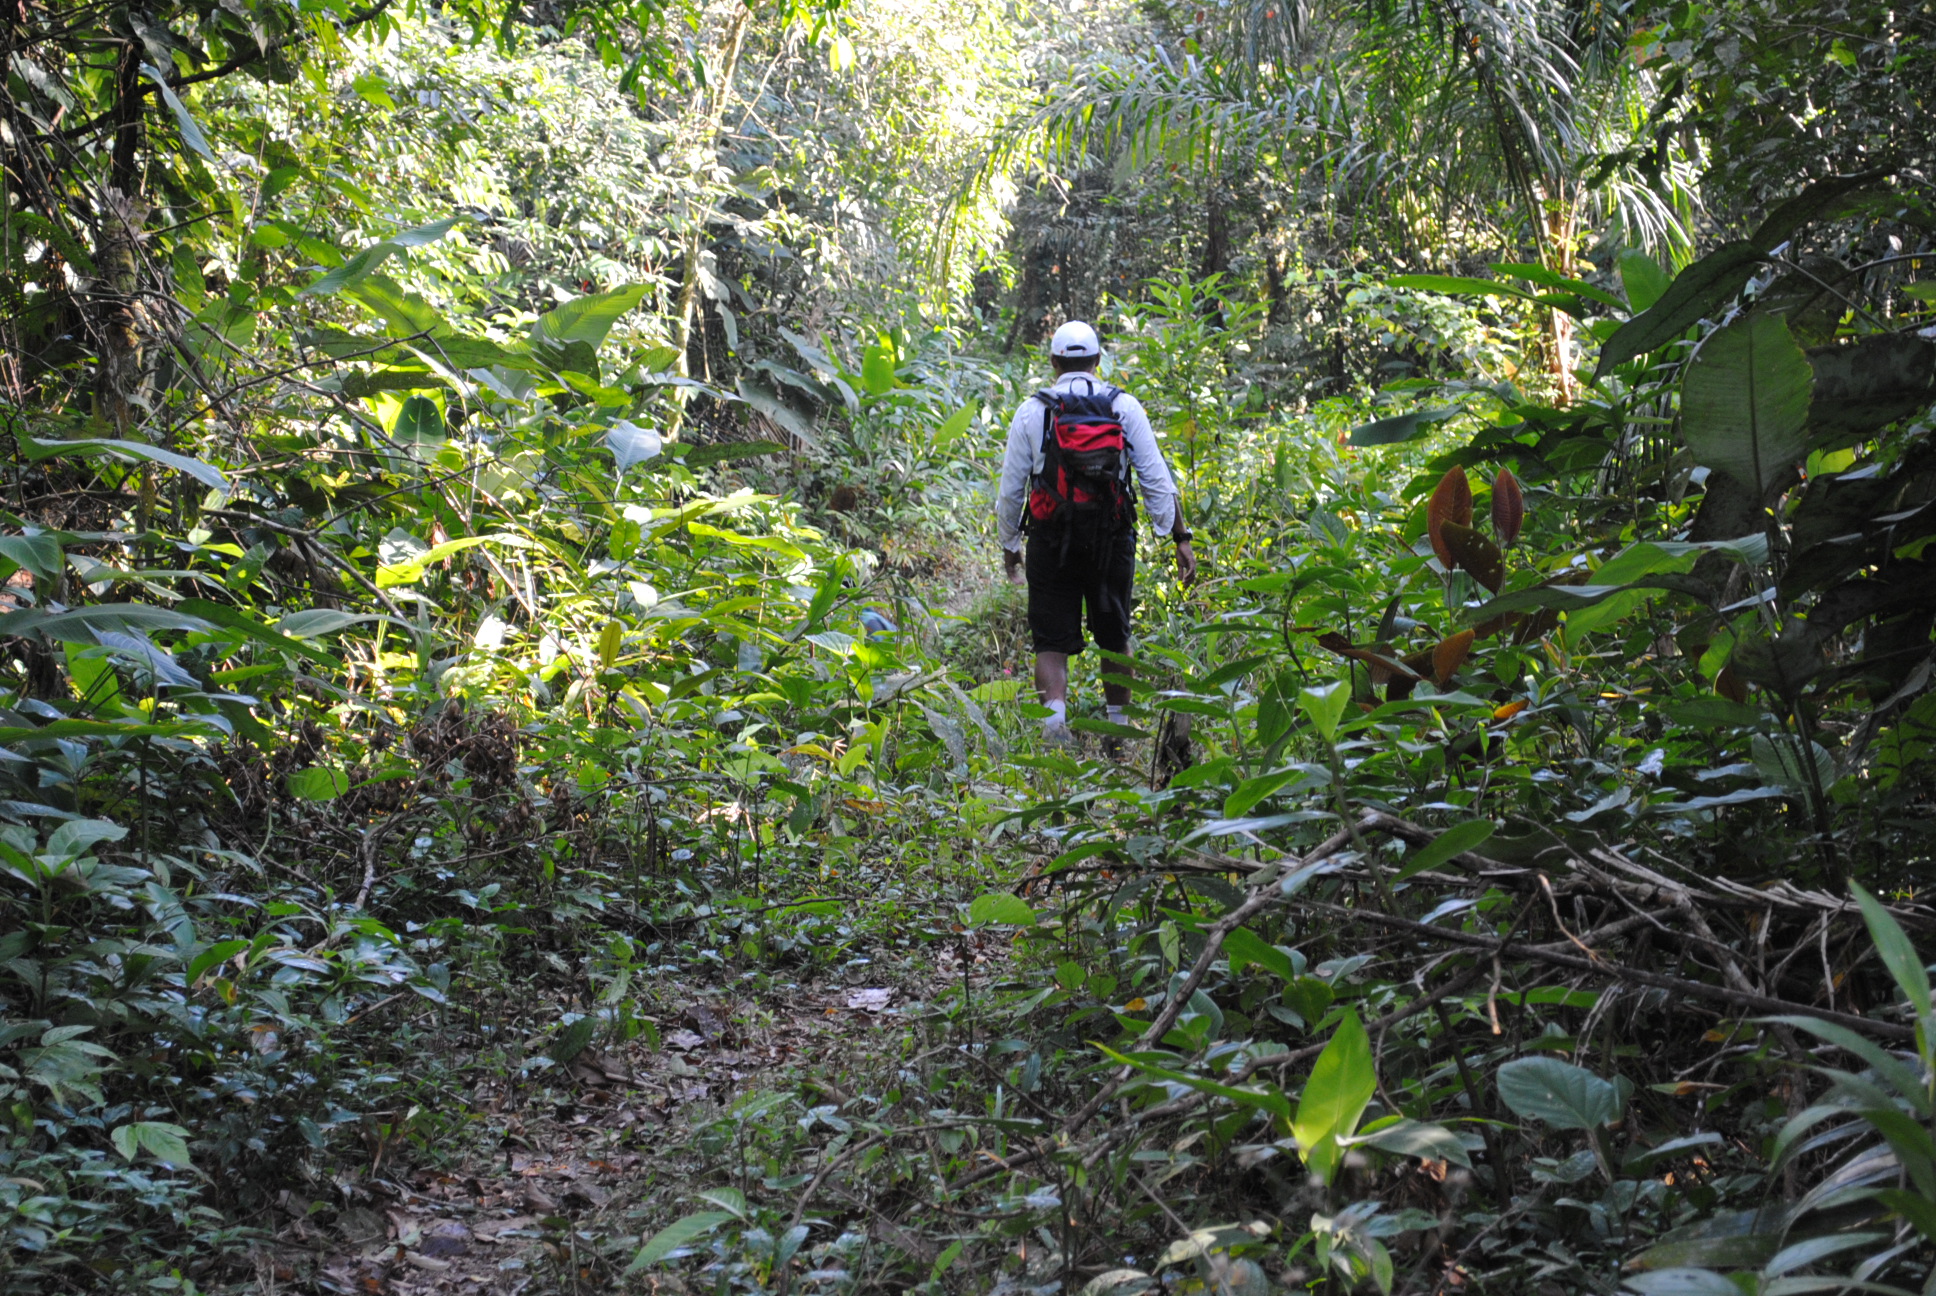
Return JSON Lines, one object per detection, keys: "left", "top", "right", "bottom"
{"left": 668, "top": 5, "right": 752, "bottom": 397}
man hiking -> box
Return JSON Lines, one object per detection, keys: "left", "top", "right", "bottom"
{"left": 995, "top": 320, "right": 1198, "bottom": 746}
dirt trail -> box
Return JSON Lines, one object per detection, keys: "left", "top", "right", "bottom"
{"left": 284, "top": 934, "right": 1011, "bottom": 1294}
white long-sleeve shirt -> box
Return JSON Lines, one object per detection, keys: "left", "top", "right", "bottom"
{"left": 994, "top": 372, "right": 1179, "bottom": 553}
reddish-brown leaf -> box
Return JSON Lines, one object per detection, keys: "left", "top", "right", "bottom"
{"left": 1388, "top": 648, "right": 1437, "bottom": 702}
{"left": 1314, "top": 631, "right": 1421, "bottom": 685}
{"left": 1491, "top": 469, "right": 1525, "bottom": 546}
{"left": 1440, "top": 521, "right": 1505, "bottom": 592}
{"left": 1715, "top": 664, "right": 1749, "bottom": 703}
{"left": 1432, "top": 629, "right": 1476, "bottom": 685}
{"left": 1427, "top": 468, "right": 1473, "bottom": 567}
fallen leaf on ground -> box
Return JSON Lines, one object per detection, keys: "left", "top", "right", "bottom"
{"left": 418, "top": 1219, "right": 472, "bottom": 1258}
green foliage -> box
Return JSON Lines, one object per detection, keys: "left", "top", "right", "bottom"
{"left": 1290, "top": 1010, "right": 1375, "bottom": 1184}
{"left": 1, "top": 0, "right": 1933, "bottom": 1291}
{"left": 1497, "top": 1057, "right": 1627, "bottom": 1131}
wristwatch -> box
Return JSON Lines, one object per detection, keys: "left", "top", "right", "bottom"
{"left": 1174, "top": 529, "right": 1194, "bottom": 543}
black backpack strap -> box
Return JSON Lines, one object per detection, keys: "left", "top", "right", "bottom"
{"left": 1032, "top": 389, "right": 1058, "bottom": 468}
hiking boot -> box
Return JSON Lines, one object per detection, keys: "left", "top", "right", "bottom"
{"left": 1042, "top": 720, "right": 1076, "bottom": 748}
{"left": 1101, "top": 735, "right": 1124, "bottom": 761}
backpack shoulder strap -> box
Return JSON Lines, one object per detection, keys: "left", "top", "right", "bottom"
{"left": 1029, "top": 390, "right": 1058, "bottom": 474}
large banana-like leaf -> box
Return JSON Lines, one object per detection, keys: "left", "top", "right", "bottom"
{"left": 1681, "top": 314, "right": 1814, "bottom": 497}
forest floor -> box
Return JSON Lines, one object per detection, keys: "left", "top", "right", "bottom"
{"left": 282, "top": 919, "right": 1023, "bottom": 1295}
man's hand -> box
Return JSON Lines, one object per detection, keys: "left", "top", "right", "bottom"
{"left": 1175, "top": 539, "right": 1198, "bottom": 587}
{"left": 1003, "top": 547, "right": 1025, "bottom": 585}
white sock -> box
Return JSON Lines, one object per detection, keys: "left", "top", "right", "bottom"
{"left": 1044, "top": 700, "right": 1067, "bottom": 727}
{"left": 1106, "top": 705, "right": 1126, "bottom": 725}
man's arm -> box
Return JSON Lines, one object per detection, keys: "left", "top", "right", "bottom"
{"left": 995, "top": 402, "right": 1037, "bottom": 565}
{"left": 1114, "top": 393, "right": 1178, "bottom": 537}
{"left": 1116, "top": 393, "right": 1197, "bottom": 585}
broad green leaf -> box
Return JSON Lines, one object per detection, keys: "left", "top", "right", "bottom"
{"left": 114, "top": 1121, "right": 193, "bottom": 1167}
{"left": 1292, "top": 1009, "right": 1374, "bottom": 1183}
{"left": 342, "top": 275, "right": 447, "bottom": 337}
{"left": 628, "top": 1210, "right": 736, "bottom": 1269}
{"left": 390, "top": 394, "right": 445, "bottom": 443}
{"left": 1749, "top": 170, "right": 1893, "bottom": 252}
{"left": 305, "top": 242, "right": 399, "bottom": 295}
{"left": 598, "top": 620, "right": 622, "bottom": 669}
{"left": 1490, "top": 261, "right": 1628, "bottom": 310}
{"left": 1877, "top": 1189, "right": 1936, "bottom": 1242}
{"left": 1298, "top": 680, "right": 1350, "bottom": 744}
{"left": 187, "top": 939, "right": 250, "bottom": 982}
{"left": 0, "top": 718, "right": 207, "bottom": 745}
{"left": 65, "top": 642, "right": 121, "bottom": 709}
{"left": 1750, "top": 734, "right": 1835, "bottom": 794}
{"left": 376, "top": 533, "right": 538, "bottom": 587}
{"left": 1349, "top": 408, "right": 1453, "bottom": 447}
{"left": 277, "top": 609, "right": 395, "bottom": 638}
{"left": 801, "top": 557, "right": 845, "bottom": 634}
{"left": 737, "top": 373, "right": 818, "bottom": 446}
{"left": 1223, "top": 928, "right": 1297, "bottom": 983}
{"left": 388, "top": 216, "right": 467, "bottom": 249}
{"left": 301, "top": 220, "right": 461, "bottom": 296}
{"left": 0, "top": 603, "right": 213, "bottom": 644}
{"left": 1344, "top": 1117, "right": 1472, "bottom": 1167}
{"left": 531, "top": 284, "right": 650, "bottom": 350}
{"left": 1851, "top": 882, "right": 1933, "bottom": 1021}
{"left": 693, "top": 1187, "right": 748, "bottom": 1218}
{"left": 1682, "top": 315, "right": 1814, "bottom": 495}
{"left": 1594, "top": 239, "right": 1763, "bottom": 379}
{"left": 287, "top": 767, "right": 349, "bottom": 801}
{"left": 1193, "top": 653, "right": 1272, "bottom": 692}
{"left": 860, "top": 345, "right": 897, "bottom": 396}
{"left": 677, "top": 440, "right": 788, "bottom": 470}
{"left": 550, "top": 1016, "right": 597, "bottom": 1064}
{"left": 930, "top": 1239, "right": 965, "bottom": 1280}
{"left": 0, "top": 534, "right": 64, "bottom": 585}
{"left": 1623, "top": 1271, "right": 1748, "bottom": 1296}
{"left": 46, "top": 818, "right": 127, "bottom": 861}
{"left": 1618, "top": 249, "right": 1671, "bottom": 312}
{"left": 1393, "top": 820, "right": 1496, "bottom": 883}
{"left": 177, "top": 599, "right": 335, "bottom": 665}
{"left": 1497, "top": 1056, "right": 1624, "bottom": 1130}
{"left": 1663, "top": 698, "right": 1766, "bottom": 730}
{"left": 1627, "top": 1207, "right": 1786, "bottom": 1274}
{"left": 1388, "top": 274, "right": 1531, "bottom": 299}
{"left": 1764, "top": 1232, "right": 1890, "bottom": 1277}
{"left": 1094, "top": 1043, "right": 1292, "bottom": 1121}
{"left": 934, "top": 402, "right": 976, "bottom": 446}
{"left": 139, "top": 65, "right": 212, "bottom": 159}
{"left": 1223, "top": 768, "right": 1301, "bottom": 819}
{"left": 968, "top": 892, "right": 1036, "bottom": 926}
{"left": 18, "top": 434, "right": 229, "bottom": 492}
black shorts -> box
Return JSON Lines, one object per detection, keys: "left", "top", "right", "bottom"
{"left": 1026, "top": 528, "right": 1136, "bottom": 656}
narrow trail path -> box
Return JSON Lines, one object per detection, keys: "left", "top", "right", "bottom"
{"left": 292, "top": 928, "right": 1017, "bottom": 1294}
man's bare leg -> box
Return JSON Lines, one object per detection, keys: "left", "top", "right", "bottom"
{"left": 1034, "top": 651, "right": 1072, "bottom": 738}
{"left": 1035, "top": 651, "right": 1069, "bottom": 705}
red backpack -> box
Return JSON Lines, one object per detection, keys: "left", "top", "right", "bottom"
{"left": 1025, "top": 382, "right": 1132, "bottom": 542}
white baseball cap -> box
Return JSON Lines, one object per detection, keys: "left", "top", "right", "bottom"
{"left": 1049, "top": 320, "right": 1102, "bottom": 357}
